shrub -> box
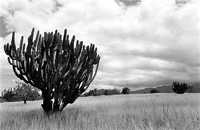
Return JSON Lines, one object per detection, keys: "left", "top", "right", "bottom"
{"left": 121, "top": 87, "right": 130, "bottom": 94}
{"left": 150, "top": 89, "right": 159, "bottom": 93}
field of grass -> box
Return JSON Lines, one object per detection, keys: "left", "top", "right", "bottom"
{"left": 0, "top": 93, "right": 200, "bottom": 130}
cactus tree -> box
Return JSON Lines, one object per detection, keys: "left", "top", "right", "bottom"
{"left": 4, "top": 28, "right": 100, "bottom": 113}
{"left": 172, "top": 81, "right": 188, "bottom": 94}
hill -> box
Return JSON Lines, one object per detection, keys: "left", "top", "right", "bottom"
{"left": 130, "top": 82, "right": 200, "bottom": 94}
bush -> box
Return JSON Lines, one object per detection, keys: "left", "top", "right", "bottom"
{"left": 121, "top": 87, "right": 130, "bottom": 94}
{"left": 150, "top": 89, "right": 159, "bottom": 93}
{"left": 172, "top": 81, "right": 189, "bottom": 94}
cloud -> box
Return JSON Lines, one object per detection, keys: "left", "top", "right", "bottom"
{"left": 0, "top": 0, "right": 200, "bottom": 91}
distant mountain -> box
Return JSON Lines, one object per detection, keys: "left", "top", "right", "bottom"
{"left": 130, "top": 82, "right": 200, "bottom": 94}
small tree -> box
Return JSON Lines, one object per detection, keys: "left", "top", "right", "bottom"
{"left": 172, "top": 81, "right": 189, "bottom": 94}
{"left": 4, "top": 28, "right": 100, "bottom": 113}
{"left": 15, "top": 82, "right": 41, "bottom": 103}
{"left": 121, "top": 87, "right": 130, "bottom": 94}
{"left": 1, "top": 82, "right": 41, "bottom": 103}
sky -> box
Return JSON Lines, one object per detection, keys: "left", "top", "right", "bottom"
{"left": 0, "top": 0, "right": 200, "bottom": 92}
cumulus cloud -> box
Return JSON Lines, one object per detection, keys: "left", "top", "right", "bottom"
{"left": 0, "top": 0, "right": 200, "bottom": 91}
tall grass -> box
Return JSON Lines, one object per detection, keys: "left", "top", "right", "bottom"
{"left": 0, "top": 93, "right": 200, "bottom": 130}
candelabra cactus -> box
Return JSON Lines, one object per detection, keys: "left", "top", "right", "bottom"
{"left": 4, "top": 28, "right": 100, "bottom": 113}
{"left": 172, "top": 81, "right": 189, "bottom": 94}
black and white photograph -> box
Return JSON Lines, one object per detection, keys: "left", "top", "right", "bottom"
{"left": 0, "top": 0, "right": 200, "bottom": 129}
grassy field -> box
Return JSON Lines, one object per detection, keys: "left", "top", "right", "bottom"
{"left": 0, "top": 93, "right": 200, "bottom": 130}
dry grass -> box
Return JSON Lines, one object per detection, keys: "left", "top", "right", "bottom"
{"left": 0, "top": 93, "right": 200, "bottom": 130}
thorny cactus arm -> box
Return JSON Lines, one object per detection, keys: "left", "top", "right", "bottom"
{"left": 4, "top": 28, "right": 100, "bottom": 113}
